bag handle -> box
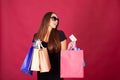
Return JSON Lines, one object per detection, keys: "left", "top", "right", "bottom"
{"left": 33, "top": 39, "right": 44, "bottom": 49}
{"left": 67, "top": 41, "right": 81, "bottom": 51}
{"left": 39, "top": 41, "right": 44, "bottom": 49}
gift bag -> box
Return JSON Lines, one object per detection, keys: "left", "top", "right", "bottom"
{"left": 60, "top": 50, "right": 84, "bottom": 78}
{"left": 39, "top": 47, "right": 51, "bottom": 72}
{"left": 20, "top": 46, "right": 34, "bottom": 75}
{"left": 30, "top": 48, "right": 40, "bottom": 71}
{"left": 30, "top": 41, "right": 51, "bottom": 72}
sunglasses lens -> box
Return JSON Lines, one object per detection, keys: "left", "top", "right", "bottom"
{"left": 51, "top": 16, "right": 59, "bottom": 21}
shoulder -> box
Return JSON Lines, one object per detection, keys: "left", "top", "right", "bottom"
{"left": 57, "top": 30, "right": 67, "bottom": 41}
{"left": 32, "top": 33, "right": 37, "bottom": 42}
{"left": 58, "top": 30, "right": 64, "bottom": 34}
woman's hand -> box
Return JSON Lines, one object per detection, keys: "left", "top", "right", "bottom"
{"left": 67, "top": 41, "right": 76, "bottom": 50}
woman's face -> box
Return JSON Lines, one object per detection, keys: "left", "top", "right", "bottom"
{"left": 49, "top": 13, "right": 59, "bottom": 29}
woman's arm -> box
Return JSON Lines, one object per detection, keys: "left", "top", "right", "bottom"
{"left": 61, "top": 39, "right": 67, "bottom": 51}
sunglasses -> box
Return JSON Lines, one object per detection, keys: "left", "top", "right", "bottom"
{"left": 50, "top": 16, "right": 59, "bottom": 21}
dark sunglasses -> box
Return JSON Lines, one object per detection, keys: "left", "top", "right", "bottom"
{"left": 50, "top": 16, "right": 59, "bottom": 21}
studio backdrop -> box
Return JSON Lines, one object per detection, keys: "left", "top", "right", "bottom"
{"left": 1, "top": 0, "right": 120, "bottom": 80}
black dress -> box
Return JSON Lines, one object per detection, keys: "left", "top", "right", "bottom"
{"left": 33, "top": 30, "right": 67, "bottom": 80}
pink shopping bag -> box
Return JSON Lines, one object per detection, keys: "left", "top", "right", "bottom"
{"left": 60, "top": 50, "right": 84, "bottom": 78}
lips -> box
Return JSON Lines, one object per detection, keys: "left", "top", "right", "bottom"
{"left": 53, "top": 23, "right": 57, "bottom": 26}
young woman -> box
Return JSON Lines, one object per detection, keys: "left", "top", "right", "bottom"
{"left": 33, "top": 12, "right": 67, "bottom": 80}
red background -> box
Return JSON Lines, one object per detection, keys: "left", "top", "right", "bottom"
{"left": 1, "top": 0, "right": 120, "bottom": 80}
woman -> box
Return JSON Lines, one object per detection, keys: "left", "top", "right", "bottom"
{"left": 33, "top": 12, "right": 67, "bottom": 80}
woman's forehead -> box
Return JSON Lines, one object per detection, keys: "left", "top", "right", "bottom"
{"left": 51, "top": 13, "right": 58, "bottom": 18}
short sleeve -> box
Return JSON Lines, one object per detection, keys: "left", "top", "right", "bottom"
{"left": 58, "top": 30, "right": 67, "bottom": 41}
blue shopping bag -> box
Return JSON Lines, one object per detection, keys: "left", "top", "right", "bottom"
{"left": 20, "top": 46, "right": 34, "bottom": 75}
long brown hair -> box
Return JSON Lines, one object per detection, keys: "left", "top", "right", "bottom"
{"left": 34, "top": 12, "right": 61, "bottom": 53}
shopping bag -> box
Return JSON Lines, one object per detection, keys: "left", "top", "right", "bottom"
{"left": 30, "top": 48, "right": 40, "bottom": 71}
{"left": 30, "top": 41, "right": 51, "bottom": 72}
{"left": 60, "top": 50, "right": 84, "bottom": 78}
{"left": 39, "top": 47, "right": 51, "bottom": 72}
{"left": 20, "top": 46, "right": 34, "bottom": 75}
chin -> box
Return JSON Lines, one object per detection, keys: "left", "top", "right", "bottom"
{"left": 52, "top": 26, "right": 56, "bottom": 29}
